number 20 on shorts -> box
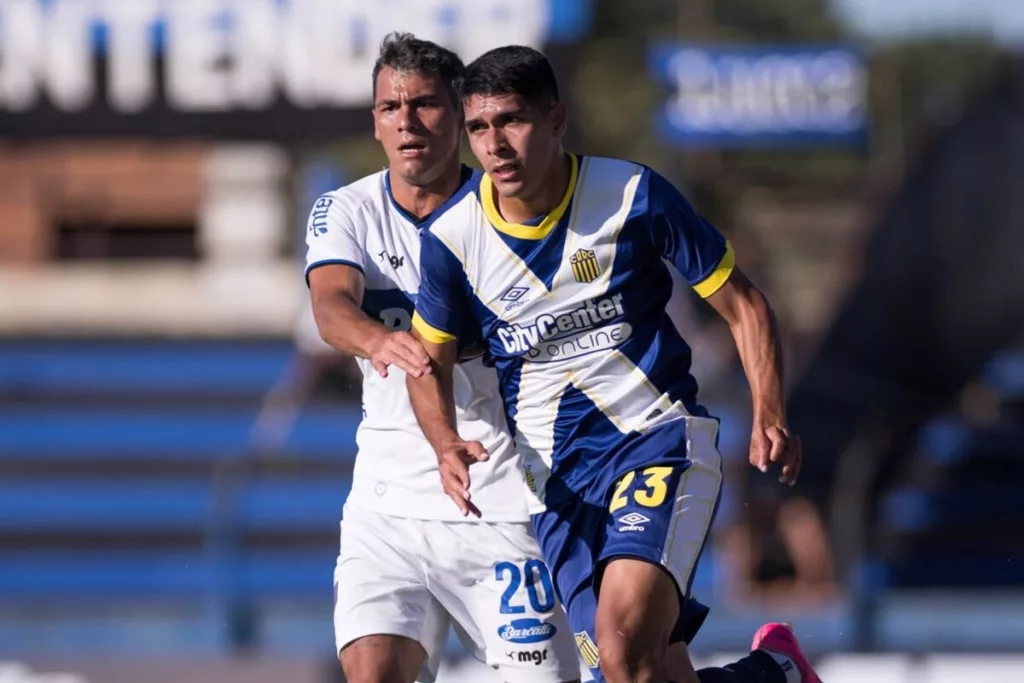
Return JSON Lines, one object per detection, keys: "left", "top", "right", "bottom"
{"left": 496, "top": 560, "right": 556, "bottom": 614}
{"left": 609, "top": 466, "right": 674, "bottom": 513}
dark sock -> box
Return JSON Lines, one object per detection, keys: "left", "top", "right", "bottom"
{"left": 696, "top": 650, "right": 787, "bottom": 683}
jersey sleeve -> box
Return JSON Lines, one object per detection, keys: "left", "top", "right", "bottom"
{"left": 645, "top": 169, "right": 735, "bottom": 298}
{"left": 304, "top": 194, "right": 365, "bottom": 283}
{"left": 411, "top": 230, "right": 470, "bottom": 345}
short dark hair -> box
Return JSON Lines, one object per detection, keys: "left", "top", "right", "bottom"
{"left": 371, "top": 32, "right": 464, "bottom": 106}
{"left": 458, "top": 45, "right": 559, "bottom": 109}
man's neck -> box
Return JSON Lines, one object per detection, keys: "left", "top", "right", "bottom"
{"left": 391, "top": 164, "right": 463, "bottom": 220}
{"left": 497, "top": 152, "right": 571, "bottom": 225}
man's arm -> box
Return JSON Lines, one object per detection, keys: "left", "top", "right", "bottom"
{"left": 644, "top": 167, "right": 800, "bottom": 485}
{"left": 406, "top": 322, "right": 489, "bottom": 517}
{"left": 405, "top": 329, "right": 460, "bottom": 451}
{"left": 407, "top": 227, "right": 490, "bottom": 516}
{"left": 308, "top": 264, "right": 429, "bottom": 378}
{"left": 704, "top": 268, "right": 800, "bottom": 485}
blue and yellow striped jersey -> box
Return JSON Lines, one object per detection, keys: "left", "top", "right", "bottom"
{"left": 413, "top": 154, "right": 734, "bottom": 512}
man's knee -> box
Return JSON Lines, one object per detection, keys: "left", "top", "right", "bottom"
{"left": 595, "top": 634, "right": 662, "bottom": 683}
{"left": 594, "top": 558, "right": 680, "bottom": 682}
{"left": 339, "top": 634, "right": 424, "bottom": 683}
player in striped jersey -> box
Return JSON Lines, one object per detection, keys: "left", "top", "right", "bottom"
{"left": 407, "top": 46, "right": 823, "bottom": 683}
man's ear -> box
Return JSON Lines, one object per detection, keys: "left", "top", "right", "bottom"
{"left": 372, "top": 109, "right": 382, "bottom": 142}
{"left": 551, "top": 102, "right": 569, "bottom": 138}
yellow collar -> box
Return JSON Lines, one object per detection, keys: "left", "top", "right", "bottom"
{"left": 481, "top": 153, "right": 579, "bottom": 240}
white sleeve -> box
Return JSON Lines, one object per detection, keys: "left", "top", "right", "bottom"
{"left": 304, "top": 194, "right": 366, "bottom": 282}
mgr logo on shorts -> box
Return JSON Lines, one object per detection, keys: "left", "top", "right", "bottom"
{"left": 570, "top": 248, "right": 601, "bottom": 283}
{"left": 574, "top": 631, "right": 600, "bottom": 669}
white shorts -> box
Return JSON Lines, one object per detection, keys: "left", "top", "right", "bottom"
{"left": 334, "top": 504, "right": 581, "bottom": 683}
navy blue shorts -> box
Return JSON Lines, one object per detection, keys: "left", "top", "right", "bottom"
{"left": 530, "top": 417, "right": 722, "bottom": 678}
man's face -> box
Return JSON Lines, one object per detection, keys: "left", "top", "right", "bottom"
{"left": 373, "top": 67, "right": 461, "bottom": 186}
{"left": 463, "top": 92, "right": 566, "bottom": 202}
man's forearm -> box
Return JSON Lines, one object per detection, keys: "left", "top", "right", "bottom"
{"left": 730, "top": 288, "right": 786, "bottom": 421}
{"left": 314, "top": 294, "right": 388, "bottom": 360}
{"left": 407, "top": 352, "right": 460, "bottom": 455}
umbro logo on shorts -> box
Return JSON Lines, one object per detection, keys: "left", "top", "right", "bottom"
{"left": 617, "top": 512, "right": 650, "bottom": 532}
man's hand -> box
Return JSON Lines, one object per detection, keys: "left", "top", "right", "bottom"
{"left": 437, "top": 439, "right": 490, "bottom": 517}
{"left": 369, "top": 330, "right": 431, "bottom": 378}
{"left": 749, "top": 419, "right": 801, "bottom": 486}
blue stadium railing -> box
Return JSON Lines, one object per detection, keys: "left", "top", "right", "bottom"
{"left": 2, "top": 340, "right": 1022, "bottom": 656}
{"left": 0, "top": 339, "right": 359, "bottom": 655}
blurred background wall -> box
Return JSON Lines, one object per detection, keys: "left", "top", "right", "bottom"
{"left": 0, "top": 1, "right": 1022, "bottom": 681}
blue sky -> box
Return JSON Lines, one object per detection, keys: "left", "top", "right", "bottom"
{"left": 833, "top": 0, "right": 1024, "bottom": 45}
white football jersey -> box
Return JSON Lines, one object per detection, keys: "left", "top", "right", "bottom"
{"left": 304, "top": 168, "right": 529, "bottom": 522}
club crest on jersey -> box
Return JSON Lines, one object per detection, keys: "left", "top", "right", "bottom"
{"left": 524, "top": 464, "right": 537, "bottom": 493}
{"left": 575, "top": 631, "right": 600, "bottom": 669}
{"left": 570, "top": 248, "right": 601, "bottom": 283}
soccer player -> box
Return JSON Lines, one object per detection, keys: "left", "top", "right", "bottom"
{"left": 407, "top": 45, "right": 824, "bottom": 683}
{"left": 305, "top": 34, "right": 581, "bottom": 683}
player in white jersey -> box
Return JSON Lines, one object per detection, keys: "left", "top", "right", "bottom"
{"left": 407, "top": 46, "right": 824, "bottom": 683}
{"left": 304, "top": 34, "right": 580, "bottom": 683}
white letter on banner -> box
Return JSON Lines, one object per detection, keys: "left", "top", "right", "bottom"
{"left": 666, "top": 49, "right": 716, "bottom": 132}
{"left": 814, "top": 51, "right": 864, "bottom": 129}
{"left": 44, "top": 0, "right": 93, "bottom": 112}
{"left": 0, "top": 0, "right": 44, "bottom": 111}
{"left": 453, "top": 0, "right": 546, "bottom": 62}
{"left": 166, "top": 0, "right": 231, "bottom": 111}
{"left": 106, "top": 0, "right": 159, "bottom": 113}
{"left": 310, "top": 0, "right": 382, "bottom": 106}
{"left": 277, "top": 0, "right": 317, "bottom": 107}
{"left": 228, "top": 0, "right": 276, "bottom": 109}
{"left": 770, "top": 56, "right": 811, "bottom": 129}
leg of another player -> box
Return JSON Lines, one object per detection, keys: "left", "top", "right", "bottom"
{"left": 339, "top": 634, "right": 426, "bottom": 683}
{"left": 673, "top": 624, "right": 822, "bottom": 683}
{"left": 667, "top": 640, "right": 791, "bottom": 683}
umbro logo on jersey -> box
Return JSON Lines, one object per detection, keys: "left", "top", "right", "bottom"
{"left": 617, "top": 512, "right": 650, "bottom": 532}
{"left": 500, "top": 286, "right": 529, "bottom": 303}
{"left": 500, "top": 286, "right": 530, "bottom": 311}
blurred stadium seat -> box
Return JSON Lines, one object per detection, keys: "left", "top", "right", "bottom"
{"left": 0, "top": 338, "right": 357, "bottom": 655}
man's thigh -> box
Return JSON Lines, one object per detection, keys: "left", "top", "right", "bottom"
{"left": 599, "top": 450, "right": 720, "bottom": 644}
{"left": 334, "top": 506, "right": 450, "bottom": 683}
{"left": 340, "top": 635, "right": 429, "bottom": 683}
{"left": 530, "top": 450, "right": 720, "bottom": 679}
{"left": 424, "top": 519, "right": 583, "bottom": 683}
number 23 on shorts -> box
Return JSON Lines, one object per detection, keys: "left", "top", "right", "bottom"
{"left": 609, "top": 466, "right": 677, "bottom": 513}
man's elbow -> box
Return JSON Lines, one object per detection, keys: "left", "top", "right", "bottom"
{"left": 723, "top": 272, "right": 774, "bottom": 330}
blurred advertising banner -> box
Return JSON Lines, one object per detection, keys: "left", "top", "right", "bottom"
{"left": 648, "top": 44, "right": 867, "bottom": 147}
{"left": 0, "top": 0, "right": 591, "bottom": 140}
